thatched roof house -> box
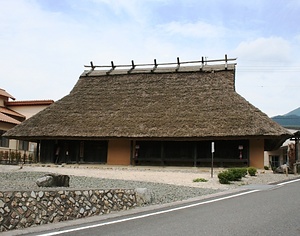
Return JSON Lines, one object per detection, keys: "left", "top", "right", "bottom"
{"left": 4, "top": 58, "right": 291, "bottom": 168}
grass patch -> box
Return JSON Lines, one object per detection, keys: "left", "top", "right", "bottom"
{"left": 193, "top": 178, "right": 208, "bottom": 183}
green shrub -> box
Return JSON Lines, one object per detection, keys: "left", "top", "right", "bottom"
{"left": 28, "top": 154, "right": 33, "bottom": 163}
{"left": 218, "top": 170, "right": 234, "bottom": 184}
{"left": 236, "top": 168, "right": 248, "bottom": 177}
{"left": 248, "top": 167, "right": 257, "bottom": 176}
{"left": 218, "top": 168, "right": 249, "bottom": 184}
{"left": 271, "top": 165, "right": 277, "bottom": 171}
{"left": 264, "top": 166, "right": 269, "bottom": 170}
{"left": 193, "top": 178, "right": 208, "bottom": 182}
{"left": 228, "top": 168, "right": 243, "bottom": 181}
{"left": 227, "top": 168, "right": 248, "bottom": 181}
{"left": 10, "top": 151, "right": 16, "bottom": 162}
{"left": 16, "top": 151, "right": 21, "bottom": 163}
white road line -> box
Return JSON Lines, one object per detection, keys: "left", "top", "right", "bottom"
{"left": 276, "top": 178, "right": 300, "bottom": 186}
{"left": 37, "top": 190, "right": 259, "bottom": 236}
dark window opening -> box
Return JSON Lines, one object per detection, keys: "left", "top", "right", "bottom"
{"left": 19, "top": 140, "right": 29, "bottom": 151}
{"left": 0, "top": 130, "right": 9, "bottom": 148}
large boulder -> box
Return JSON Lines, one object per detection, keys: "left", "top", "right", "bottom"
{"left": 36, "top": 173, "right": 70, "bottom": 187}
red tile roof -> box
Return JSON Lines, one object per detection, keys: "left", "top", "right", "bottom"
{"left": 6, "top": 100, "right": 54, "bottom": 106}
{"left": 0, "top": 107, "right": 25, "bottom": 118}
{"left": 0, "top": 113, "right": 21, "bottom": 125}
{"left": 0, "top": 88, "right": 15, "bottom": 100}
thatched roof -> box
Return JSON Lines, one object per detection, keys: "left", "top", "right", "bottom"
{"left": 4, "top": 63, "right": 291, "bottom": 149}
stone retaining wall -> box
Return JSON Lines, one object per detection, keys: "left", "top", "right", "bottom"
{"left": 0, "top": 189, "right": 137, "bottom": 232}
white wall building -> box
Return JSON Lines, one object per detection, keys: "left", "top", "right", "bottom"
{"left": 0, "top": 88, "right": 53, "bottom": 163}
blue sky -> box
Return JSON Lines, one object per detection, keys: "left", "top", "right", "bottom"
{"left": 1, "top": 0, "right": 300, "bottom": 116}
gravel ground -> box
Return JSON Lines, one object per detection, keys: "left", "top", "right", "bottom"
{"left": 0, "top": 170, "right": 221, "bottom": 206}
{"left": 1, "top": 164, "right": 299, "bottom": 206}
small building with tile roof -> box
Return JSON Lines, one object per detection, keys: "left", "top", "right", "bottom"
{"left": 0, "top": 88, "right": 53, "bottom": 162}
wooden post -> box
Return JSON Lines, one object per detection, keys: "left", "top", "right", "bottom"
{"left": 160, "top": 141, "right": 165, "bottom": 166}
{"left": 193, "top": 142, "right": 197, "bottom": 167}
{"left": 36, "top": 141, "right": 40, "bottom": 163}
{"left": 176, "top": 57, "right": 180, "bottom": 72}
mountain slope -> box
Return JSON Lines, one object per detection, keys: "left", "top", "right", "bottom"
{"left": 285, "top": 107, "right": 300, "bottom": 116}
{"left": 272, "top": 115, "right": 300, "bottom": 128}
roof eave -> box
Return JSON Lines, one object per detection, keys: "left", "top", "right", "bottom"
{"left": 4, "top": 133, "right": 292, "bottom": 143}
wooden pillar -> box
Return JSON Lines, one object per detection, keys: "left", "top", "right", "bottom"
{"left": 193, "top": 142, "right": 197, "bottom": 167}
{"left": 107, "top": 140, "right": 131, "bottom": 165}
{"left": 249, "top": 139, "right": 264, "bottom": 168}
{"left": 160, "top": 141, "right": 165, "bottom": 166}
{"left": 130, "top": 140, "right": 134, "bottom": 166}
{"left": 36, "top": 140, "right": 40, "bottom": 163}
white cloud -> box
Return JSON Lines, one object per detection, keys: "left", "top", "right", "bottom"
{"left": 88, "top": 0, "right": 167, "bottom": 25}
{"left": 161, "top": 21, "right": 226, "bottom": 38}
{"left": 233, "top": 37, "right": 300, "bottom": 116}
{"left": 0, "top": 1, "right": 87, "bottom": 100}
{"left": 1, "top": 1, "right": 299, "bottom": 116}
{"left": 234, "top": 37, "right": 291, "bottom": 63}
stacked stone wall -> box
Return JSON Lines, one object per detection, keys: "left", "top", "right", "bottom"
{"left": 0, "top": 189, "right": 137, "bottom": 232}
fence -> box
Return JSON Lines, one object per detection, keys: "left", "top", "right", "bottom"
{"left": 0, "top": 149, "right": 36, "bottom": 165}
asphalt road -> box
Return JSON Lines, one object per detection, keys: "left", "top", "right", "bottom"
{"left": 12, "top": 179, "right": 300, "bottom": 236}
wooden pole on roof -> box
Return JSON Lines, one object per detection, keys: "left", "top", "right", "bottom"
{"left": 127, "top": 60, "right": 136, "bottom": 74}
{"left": 151, "top": 59, "right": 158, "bottom": 73}
{"left": 175, "top": 57, "right": 180, "bottom": 72}
{"left": 200, "top": 57, "right": 204, "bottom": 71}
